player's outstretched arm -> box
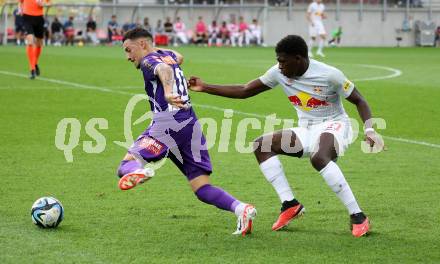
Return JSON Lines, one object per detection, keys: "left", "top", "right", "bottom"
{"left": 156, "top": 63, "right": 186, "bottom": 109}
{"left": 346, "top": 88, "right": 385, "bottom": 150}
{"left": 188, "top": 77, "right": 271, "bottom": 99}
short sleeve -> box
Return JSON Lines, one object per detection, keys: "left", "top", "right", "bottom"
{"left": 307, "top": 3, "right": 314, "bottom": 13}
{"left": 141, "top": 56, "right": 164, "bottom": 76}
{"left": 259, "top": 65, "right": 280, "bottom": 88}
{"left": 328, "top": 68, "right": 355, "bottom": 98}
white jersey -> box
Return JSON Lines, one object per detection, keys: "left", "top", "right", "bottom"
{"left": 259, "top": 59, "right": 355, "bottom": 127}
{"left": 307, "top": 1, "right": 325, "bottom": 23}
{"left": 249, "top": 24, "right": 261, "bottom": 35}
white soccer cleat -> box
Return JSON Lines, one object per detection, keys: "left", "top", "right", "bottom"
{"left": 232, "top": 204, "right": 257, "bottom": 236}
{"left": 316, "top": 51, "right": 326, "bottom": 57}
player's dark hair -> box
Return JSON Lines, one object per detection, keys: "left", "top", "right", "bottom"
{"left": 275, "top": 35, "right": 308, "bottom": 58}
{"left": 122, "top": 27, "right": 152, "bottom": 42}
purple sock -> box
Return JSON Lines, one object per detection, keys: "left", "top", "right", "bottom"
{"left": 117, "top": 160, "right": 142, "bottom": 178}
{"left": 195, "top": 184, "right": 240, "bottom": 212}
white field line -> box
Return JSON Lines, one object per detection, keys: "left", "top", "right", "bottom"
{"left": 2, "top": 68, "right": 439, "bottom": 149}
{"left": 352, "top": 64, "right": 402, "bottom": 82}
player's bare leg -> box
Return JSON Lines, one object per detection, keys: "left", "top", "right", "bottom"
{"left": 316, "top": 34, "right": 326, "bottom": 57}
{"left": 308, "top": 36, "right": 316, "bottom": 57}
{"left": 253, "top": 130, "right": 305, "bottom": 231}
{"left": 117, "top": 153, "right": 154, "bottom": 190}
{"left": 190, "top": 175, "right": 256, "bottom": 236}
{"left": 310, "top": 133, "right": 369, "bottom": 237}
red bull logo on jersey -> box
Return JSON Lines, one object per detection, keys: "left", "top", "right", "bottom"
{"left": 288, "top": 91, "right": 329, "bottom": 111}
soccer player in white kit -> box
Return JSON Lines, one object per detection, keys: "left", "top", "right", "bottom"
{"left": 307, "top": 0, "right": 326, "bottom": 57}
{"left": 189, "top": 35, "right": 384, "bottom": 237}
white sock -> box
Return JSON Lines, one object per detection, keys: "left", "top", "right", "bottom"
{"left": 260, "top": 156, "right": 294, "bottom": 203}
{"left": 318, "top": 38, "right": 324, "bottom": 53}
{"left": 319, "top": 161, "right": 361, "bottom": 215}
{"left": 234, "top": 202, "right": 246, "bottom": 217}
{"left": 308, "top": 38, "right": 314, "bottom": 53}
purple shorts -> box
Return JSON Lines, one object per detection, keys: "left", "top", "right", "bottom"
{"left": 129, "top": 108, "right": 212, "bottom": 181}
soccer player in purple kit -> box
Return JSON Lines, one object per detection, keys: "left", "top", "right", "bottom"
{"left": 116, "top": 28, "right": 256, "bottom": 236}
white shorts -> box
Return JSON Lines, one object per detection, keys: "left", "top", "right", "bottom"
{"left": 309, "top": 20, "right": 326, "bottom": 37}
{"left": 291, "top": 120, "right": 353, "bottom": 157}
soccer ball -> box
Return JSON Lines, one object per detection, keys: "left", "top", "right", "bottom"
{"left": 31, "top": 197, "right": 64, "bottom": 228}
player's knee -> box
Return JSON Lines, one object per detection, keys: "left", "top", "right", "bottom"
{"left": 310, "top": 153, "right": 331, "bottom": 171}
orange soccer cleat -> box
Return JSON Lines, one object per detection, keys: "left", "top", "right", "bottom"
{"left": 272, "top": 200, "right": 305, "bottom": 231}
{"left": 351, "top": 212, "right": 370, "bottom": 237}
{"left": 118, "top": 168, "right": 154, "bottom": 190}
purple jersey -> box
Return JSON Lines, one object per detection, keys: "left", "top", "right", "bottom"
{"left": 140, "top": 50, "right": 191, "bottom": 113}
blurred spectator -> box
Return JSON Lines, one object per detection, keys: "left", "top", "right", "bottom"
{"left": 173, "top": 17, "right": 188, "bottom": 46}
{"left": 208, "top": 20, "right": 221, "bottom": 47}
{"left": 107, "top": 15, "right": 121, "bottom": 44}
{"left": 51, "top": 16, "right": 63, "bottom": 46}
{"left": 248, "top": 18, "right": 262, "bottom": 46}
{"left": 43, "top": 16, "right": 50, "bottom": 46}
{"left": 143, "top": 17, "right": 152, "bottom": 33}
{"left": 86, "top": 16, "right": 99, "bottom": 45}
{"left": 435, "top": 26, "right": 440, "bottom": 47}
{"left": 122, "top": 20, "right": 137, "bottom": 35}
{"left": 164, "top": 17, "right": 173, "bottom": 33}
{"left": 134, "top": 18, "right": 142, "bottom": 29}
{"left": 154, "top": 19, "right": 164, "bottom": 35}
{"left": 164, "top": 17, "right": 174, "bottom": 44}
{"left": 194, "top": 16, "right": 207, "bottom": 45}
{"left": 238, "top": 16, "right": 250, "bottom": 46}
{"left": 227, "top": 16, "right": 239, "bottom": 47}
{"left": 328, "top": 26, "right": 342, "bottom": 47}
{"left": 154, "top": 19, "right": 168, "bottom": 46}
{"left": 219, "top": 21, "right": 229, "bottom": 46}
{"left": 13, "top": 7, "right": 25, "bottom": 45}
{"left": 64, "top": 16, "right": 75, "bottom": 46}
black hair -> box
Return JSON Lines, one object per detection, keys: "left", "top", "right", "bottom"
{"left": 275, "top": 35, "right": 308, "bottom": 58}
{"left": 122, "top": 27, "right": 152, "bottom": 42}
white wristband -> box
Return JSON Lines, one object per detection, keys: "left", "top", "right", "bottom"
{"left": 364, "top": 128, "right": 375, "bottom": 134}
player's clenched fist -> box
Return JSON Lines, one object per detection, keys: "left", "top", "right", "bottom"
{"left": 188, "top": 76, "right": 204, "bottom": 92}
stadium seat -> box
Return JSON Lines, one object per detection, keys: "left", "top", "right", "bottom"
{"left": 155, "top": 34, "right": 169, "bottom": 46}
{"left": 96, "top": 29, "right": 107, "bottom": 42}
{"left": 7, "top": 27, "right": 15, "bottom": 40}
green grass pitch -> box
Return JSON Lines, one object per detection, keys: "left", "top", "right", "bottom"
{"left": 0, "top": 45, "right": 439, "bottom": 263}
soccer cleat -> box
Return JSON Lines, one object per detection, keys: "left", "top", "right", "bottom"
{"left": 272, "top": 199, "right": 305, "bottom": 231}
{"left": 233, "top": 204, "right": 257, "bottom": 236}
{"left": 29, "top": 70, "right": 36, "bottom": 80}
{"left": 316, "top": 51, "right": 326, "bottom": 57}
{"left": 35, "top": 64, "right": 40, "bottom": 76}
{"left": 351, "top": 212, "right": 370, "bottom": 237}
{"left": 118, "top": 168, "right": 155, "bottom": 190}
